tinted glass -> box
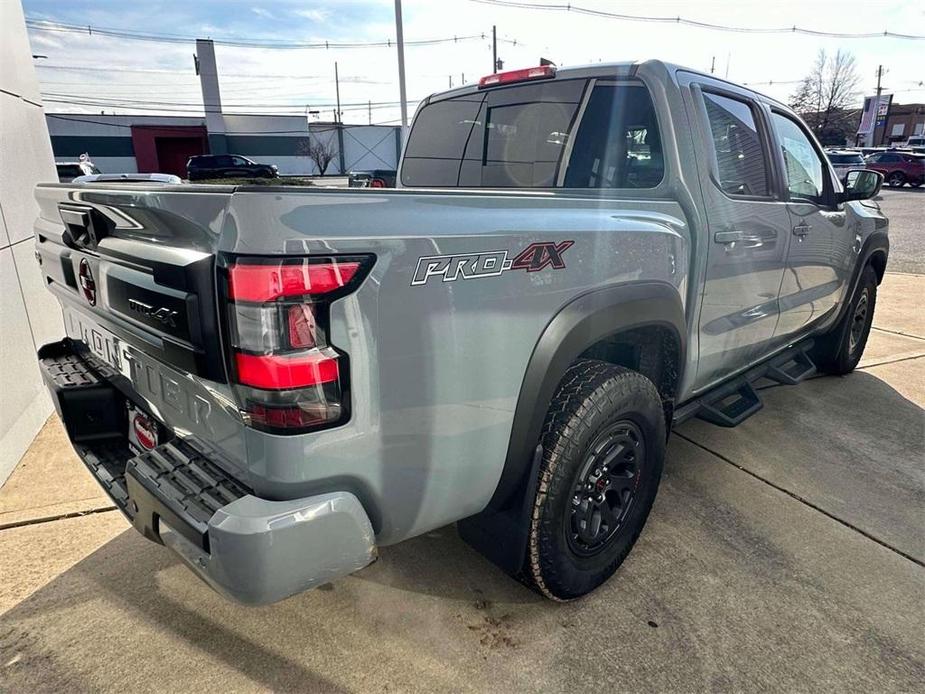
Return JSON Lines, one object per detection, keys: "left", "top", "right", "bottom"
{"left": 771, "top": 112, "right": 825, "bottom": 200}
{"left": 828, "top": 154, "right": 864, "bottom": 164}
{"left": 215, "top": 155, "right": 234, "bottom": 167}
{"left": 563, "top": 83, "right": 663, "bottom": 188}
{"left": 403, "top": 79, "right": 662, "bottom": 189}
{"left": 402, "top": 96, "right": 487, "bottom": 186}
{"left": 703, "top": 92, "right": 768, "bottom": 196}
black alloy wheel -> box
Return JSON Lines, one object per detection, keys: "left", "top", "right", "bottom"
{"left": 566, "top": 420, "right": 645, "bottom": 556}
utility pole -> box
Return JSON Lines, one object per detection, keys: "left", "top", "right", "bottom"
{"left": 394, "top": 0, "right": 409, "bottom": 141}
{"left": 710, "top": 56, "right": 715, "bottom": 74}
{"left": 334, "top": 61, "right": 342, "bottom": 123}
{"left": 492, "top": 25, "right": 497, "bottom": 73}
{"left": 875, "top": 65, "right": 885, "bottom": 146}
{"left": 368, "top": 99, "right": 372, "bottom": 125}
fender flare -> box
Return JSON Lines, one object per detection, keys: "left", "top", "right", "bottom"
{"left": 823, "top": 229, "right": 889, "bottom": 341}
{"left": 491, "top": 280, "right": 686, "bottom": 510}
{"left": 457, "top": 281, "right": 685, "bottom": 575}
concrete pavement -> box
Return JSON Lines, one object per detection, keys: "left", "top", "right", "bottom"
{"left": 1, "top": 272, "right": 923, "bottom": 692}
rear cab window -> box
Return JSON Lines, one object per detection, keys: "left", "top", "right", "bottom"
{"left": 401, "top": 77, "right": 664, "bottom": 189}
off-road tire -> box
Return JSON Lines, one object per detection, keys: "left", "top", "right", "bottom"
{"left": 526, "top": 360, "right": 665, "bottom": 601}
{"left": 886, "top": 171, "right": 906, "bottom": 188}
{"left": 812, "top": 265, "right": 878, "bottom": 375}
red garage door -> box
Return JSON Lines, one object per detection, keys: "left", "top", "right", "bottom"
{"left": 131, "top": 125, "right": 207, "bottom": 178}
{"left": 155, "top": 137, "right": 205, "bottom": 178}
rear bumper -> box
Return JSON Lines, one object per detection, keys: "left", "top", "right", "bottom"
{"left": 37, "top": 339, "right": 376, "bottom": 605}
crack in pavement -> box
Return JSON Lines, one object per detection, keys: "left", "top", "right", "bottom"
{"left": 858, "top": 353, "right": 925, "bottom": 371}
{"left": 0, "top": 506, "right": 118, "bottom": 532}
{"left": 872, "top": 326, "right": 925, "bottom": 342}
{"left": 674, "top": 431, "right": 925, "bottom": 569}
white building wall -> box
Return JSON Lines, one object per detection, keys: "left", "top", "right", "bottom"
{"left": 0, "top": 0, "right": 64, "bottom": 485}
{"left": 90, "top": 157, "right": 140, "bottom": 174}
{"left": 341, "top": 125, "right": 401, "bottom": 172}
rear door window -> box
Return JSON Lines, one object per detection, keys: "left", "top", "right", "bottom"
{"left": 702, "top": 92, "right": 769, "bottom": 197}
{"left": 402, "top": 78, "right": 663, "bottom": 189}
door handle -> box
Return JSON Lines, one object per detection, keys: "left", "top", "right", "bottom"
{"left": 713, "top": 230, "right": 769, "bottom": 249}
{"left": 792, "top": 222, "right": 812, "bottom": 237}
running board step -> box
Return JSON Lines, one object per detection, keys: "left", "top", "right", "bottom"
{"left": 695, "top": 381, "right": 763, "bottom": 427}
{"left": 765, "top": 347, "right": 816, "bottom": 385}
{"left": 673, "top": 340, "right": 817, "bottom": 428}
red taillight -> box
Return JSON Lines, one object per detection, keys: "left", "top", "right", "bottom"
{"left": 478, "top": 65, "right": 556, "bottom": 89}
{"left": 225, "top": 255, "right": 372, "bottom": 432}
{"left": 229, "top": 259, "right": 360, "bottom": 302}
{"left": 235, "top": 352, "right": 339, "bottom": 390}
{"left": 370, "top": 178, "right": 386, "bottom": 188}
{"left": 287, "top": 304, "right": 317, "bottom": 349}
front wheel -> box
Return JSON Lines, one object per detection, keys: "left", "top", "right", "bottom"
{"left": 526, "top": 360, "right": 665, "bottom": 601}
{"left": 811, "top": 266, "right": 878, "bottom": 375}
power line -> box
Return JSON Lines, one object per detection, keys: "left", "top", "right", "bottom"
{"left": 45, "top": 112, "right": 408, "bottom": 132}
{"left": 43, "top": 102, "right": 416, "bottom": 116}
{"left": 469, "top": 0, "right": 925, "bottom": 40}
{"left": 40, "top": 91, "right": 412, "bottom": 108}
{"left": 36, "top": 64, "right": 330, "bottom": 78}
{"left": 42, "top": 94, "right": 422, "bottom": 116}
{"left": 741, "top": 79, "right": 803, "bottom": 87}
{"left": 26, "top": 18, "right": 522, "bottom": 50}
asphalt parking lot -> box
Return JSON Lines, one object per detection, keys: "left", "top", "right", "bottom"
{"left": 877, "top": 187, "right": 924, "bottom": 273}
{"left": 1, "top": 191, "right": 923, "bottom": 692}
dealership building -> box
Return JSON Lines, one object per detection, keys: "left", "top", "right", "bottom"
{"left": 46, "top": 40, "right": 402, "bottom": 178}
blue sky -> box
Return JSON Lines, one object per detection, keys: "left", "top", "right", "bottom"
{"left": 23, "top": 0, "right": 925, "bottom": 124}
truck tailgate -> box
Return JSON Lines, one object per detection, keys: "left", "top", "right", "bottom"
{"left": 34, "top": 184, "right": 233, "bottom": 381}
{"left": 32, "top": 183, "right": 250, "bottom": 474}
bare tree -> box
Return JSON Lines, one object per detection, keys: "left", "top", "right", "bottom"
{"left": 299, "top": 133, "right": 338, "bottom": 176}
{"left": 789, "top": 49, "right": 861, "bottom": 145}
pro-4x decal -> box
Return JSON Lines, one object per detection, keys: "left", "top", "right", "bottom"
{"left": 411, "top": 240, "right": 573, "bottom": 286}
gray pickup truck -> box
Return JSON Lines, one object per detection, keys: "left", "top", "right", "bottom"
{"left": 32, "top": 61, "right": 888, "bottom": 604}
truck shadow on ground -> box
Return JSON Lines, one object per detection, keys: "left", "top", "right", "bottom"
{"left": 1, "top": 368, "right": 922, "bottom": 691}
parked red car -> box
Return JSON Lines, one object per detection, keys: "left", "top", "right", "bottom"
{"left": 864, "top": 151, "right": 924, "bottom": 188}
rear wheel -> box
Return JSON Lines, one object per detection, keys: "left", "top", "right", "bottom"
{"left": 526, "top": 360, "right": 665, "bottom": 601}
{"left": 887, "top": 171, "right": 906, "bottom": 188}
{"left": 812, "top": 265, "right": 878, "bottom": 375}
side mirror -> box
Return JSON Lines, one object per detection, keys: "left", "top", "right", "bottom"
{"left": 840, "top": 169, "right": 883, "bottom": 202}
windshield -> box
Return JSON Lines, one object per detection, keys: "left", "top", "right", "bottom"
{"left": 829, "top": 154, "right": 864, "bottom": 164}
